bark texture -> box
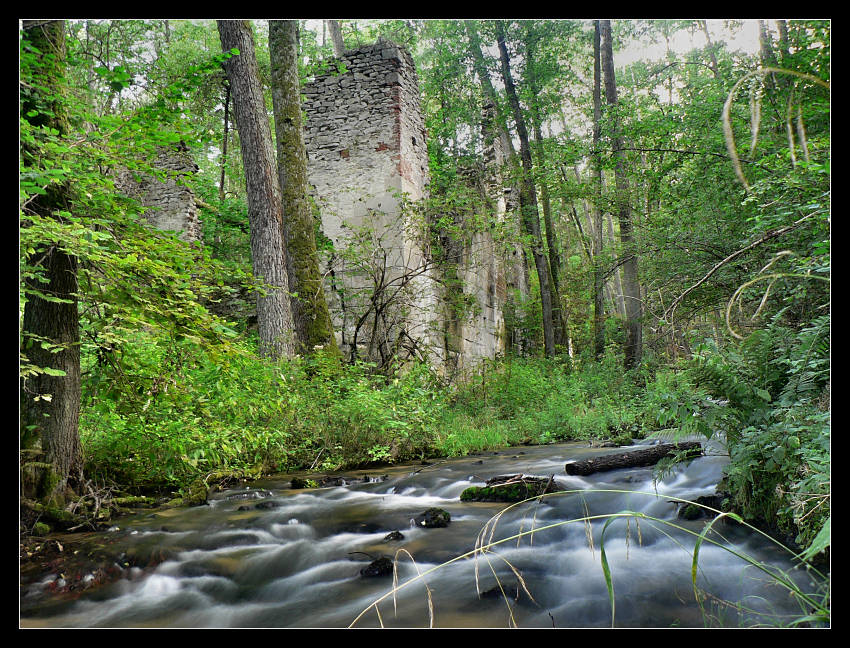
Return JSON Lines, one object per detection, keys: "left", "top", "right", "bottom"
{"left": 327, "top": 20, "right": 345, "bottom": 57}
{"left": 218, "top": 20, "right": 295, "bottom": 359}
{"left": 591, "top": 21, "right": 606, "bottom": 359}
{"left": 20, "top": 19, "right": 83, "bottom": 503}
{"left": 564, "top": 442, "right": 703, "bottom": 476}
{"left": 601, "top": 20, "right": 643, "bottom": 369}
{"left": 269, "top": 20, "right": 338, "bottom": 356}
{"left": 525, "top": 30, "right": 567, "bottom": 349}
{"left": 496, "top": 21, "right": 556, "bottom": 357}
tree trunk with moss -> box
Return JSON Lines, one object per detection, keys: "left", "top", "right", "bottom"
{"left": 590, "top": 22, "right": 607, "bottom": 359}
{"left": 20, "top": 19, "right": 83, "bottom": 504}
{"left": 269, "top": 20, "right": 339, "bottom": 356}
{"left": 218, "top": 20, "right": 295, "bottom": 359}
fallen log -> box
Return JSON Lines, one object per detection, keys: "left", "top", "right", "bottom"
{"left": 564, "top": 442, "right": 703, "bottom": 476}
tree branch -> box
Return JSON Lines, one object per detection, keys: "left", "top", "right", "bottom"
{"left": 664, "top": 211, "right": 818, "bottom": 322}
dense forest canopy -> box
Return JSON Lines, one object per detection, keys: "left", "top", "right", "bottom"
{"left": 20, "top": 19, "right": 829, "bottom": 607}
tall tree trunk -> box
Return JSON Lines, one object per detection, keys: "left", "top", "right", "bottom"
{"left": 591, "top": 21, "right": 606, "bottom": 359}
{"left": 606, "top": 210, "right": 627, "bottom": 317}
{"left": 219, "top": 80, "right": 230, "bottom": 202}
{"left": 532, "top": 122, "right": 568, "bottom": 348}
{"left": 525, "top": 31, "right": 567, "bottom": 349}
{"left": 464, "top": 20, "right": 530, "bottom": 353}
{"left": 269, "top": 20, "right": 338, "bottom": 356}
{"left": 218, "top": 20, "right": 295, "bottom": 359}
{"left": 496, "top": 21, "right": 556, "bottom": 357}
{"left": 776, "top": 20, "right": 791, "bottom": 64}
{"left": 327, "top": 19, "right": 345, "bottom": 57}
{"left": 600, "top": 20, "right": 642, "bottom": 369}
{"left": 20, "top": 19, "right": 83, "bottom": 504}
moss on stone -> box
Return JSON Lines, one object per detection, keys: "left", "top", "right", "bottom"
{"left": 32, "top": 522, "right": 51, "bottom": 536}
{"left": 461, "top": 484, "right": 537, "bottom": 502}
{"left": 180, "top": 479, "right": 209, "bottom": 507}
{"left": 290, "top": 477, "right": 320, "bottom": 489}
{"left": 415, "top": 507, "right": 451, "bottom": 528}
{"left": 460, "top": 475, "right": 561, "bottom": 503}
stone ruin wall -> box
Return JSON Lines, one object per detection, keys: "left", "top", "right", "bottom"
{"left": 112, "top": 40, "right": 520, "bottom": 370}
{"left": 113, "top": 142, "right": 203, "bottom": 244}
{"left": 303, "top": 38, "right": 512, "bottom": 369}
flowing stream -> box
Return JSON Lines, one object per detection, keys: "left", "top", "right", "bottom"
{"left": 20, "top": 440, "right": 827, "bottom": 628}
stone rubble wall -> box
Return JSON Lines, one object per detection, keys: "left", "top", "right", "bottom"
{"left": 113, "top": 142, "right": 203, "bottom": 244}
{"left": 303, "top": 38, "right": 511, "bottom": 368}
{"left": 303, "top": 38, "right": 439, "bottom": 364}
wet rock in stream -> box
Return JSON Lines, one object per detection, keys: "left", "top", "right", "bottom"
{"left": 676, "top": 493, "right": 730, "bottom": 520}
{"left": 460, "top": 474, "right": 563, "bottom": 503}
{"left": 414, "top": 507, "right": 451, "bottom": 528}
{"left": 360, "top": 556, "right": 394, "bottom": 578}
{"left": 291, "top": 474, "right": 389, "bottom": 489}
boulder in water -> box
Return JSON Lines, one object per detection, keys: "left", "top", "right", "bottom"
{"left": 360, "top": 556, "right": 393, "bottom": 577}
{"left": 415, "top": 508, "right": 451, "bottom": 528}
{"left": 460, "top": 474, "right": 562, "bottom": 503}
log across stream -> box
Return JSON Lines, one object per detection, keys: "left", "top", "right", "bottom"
{"left": 20, "top": 439, "right": 827, "bottom": 628}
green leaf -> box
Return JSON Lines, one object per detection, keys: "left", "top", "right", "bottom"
{"left": 797, "top": 517, "right": 830, "bottom": 562}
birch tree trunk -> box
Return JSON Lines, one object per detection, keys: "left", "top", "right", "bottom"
{"left": 218, "top": 20, "right": 295, "bottom": 359}
{"left": 601, "top": 20, "right": 643, "bottom": 369}
{"left": 20, "top": 19, "right": 83, "bottom": 504}
{"left": 269, "top": 20, "right": 338, "bottom": 356}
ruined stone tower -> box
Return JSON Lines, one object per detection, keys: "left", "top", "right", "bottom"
{"left": 303, "top": 38, "right": 514, "bottom": 369}
{"left": 303, "top": 37, "right": 437, "bottom": 364}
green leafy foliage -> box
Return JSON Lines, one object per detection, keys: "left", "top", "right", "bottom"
{"left": 684, "top": 314, "right": 830, "bottom": 552}
{"left": 19, "top": 20, "right": 829, "bottom": 594}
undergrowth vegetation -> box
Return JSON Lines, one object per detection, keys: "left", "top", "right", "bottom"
{"left": 684, "top": 312, "right": 830, "bottom": 553}
{"left": 80, "top": 331, "right": 682, "bottom": 493}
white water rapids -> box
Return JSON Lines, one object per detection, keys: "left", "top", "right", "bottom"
{"left": 20, "top": 440, "right": 827, "bottom": 628}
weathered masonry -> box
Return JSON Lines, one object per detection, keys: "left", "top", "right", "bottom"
{"left": 114, "top": 142, "right": 204, "bottom": 244}
{"left": 117, "top": 38, "right": 519, "bottom": 370}
{"left": 303, "top": 37, "right": 514, "bottom": 370}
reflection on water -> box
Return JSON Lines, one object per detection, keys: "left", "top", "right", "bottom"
{"left": 20, "top": 441, "right": 828, "bottom": 628}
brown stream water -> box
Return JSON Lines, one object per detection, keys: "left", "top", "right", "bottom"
{"left": 19, "top": 439, "right": 828, "bottom": 628}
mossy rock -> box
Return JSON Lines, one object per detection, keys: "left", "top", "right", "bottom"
{"left": 414, "top": 507, "right": 451, "bottom": 528}
{"left": 460, "top": 474, "right": 562, "bottom": 503}
{"left": 32, "top": 522, "right": 51, "bottom": 537}
{"left": 161, "top": 475, "right": 214, "bottom": 509}
{"left": 290, "top": 477, "right": 320, "bottom": 489}
{"left": 677, "top": 494, "right": 729, "bottom": 520}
